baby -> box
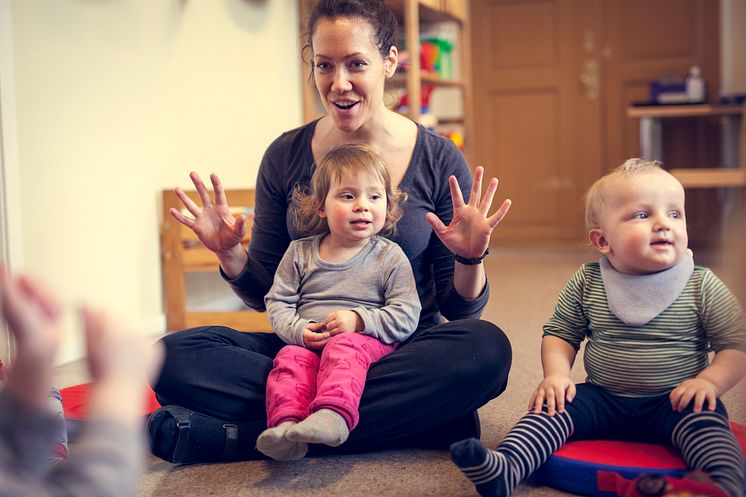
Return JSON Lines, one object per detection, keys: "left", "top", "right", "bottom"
{"left": 451, "top": 159, "right": 746, "bottom": 497}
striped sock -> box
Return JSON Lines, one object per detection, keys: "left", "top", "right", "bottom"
{"left": 673, "top": 411, "right": 745, "bottom": 497}
{"left": 450, "top": 438, "right": 515, "bottom": 497}
{"left": 450, "top": 412, "right": 573, "bottom": 497}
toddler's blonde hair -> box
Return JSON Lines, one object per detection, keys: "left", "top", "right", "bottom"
{"left": 583, "top": 158, "right": 668, "bottom": 231}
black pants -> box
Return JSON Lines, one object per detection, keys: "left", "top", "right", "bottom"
{"left": 567, "top": 383, "right": 730, "bottom": 444}
{"left": 152, "top": 319, "right": 512, "bottom": 453}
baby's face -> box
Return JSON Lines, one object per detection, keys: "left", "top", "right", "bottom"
{"left": 593, "top": 170, "right": 688, "bottom": 275}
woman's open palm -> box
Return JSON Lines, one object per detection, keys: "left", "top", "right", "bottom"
{"left": 169, "top": 172, "right": 247, "bottom": 254}
{"left": 425, "top": 166, "right": 511, "bottom": 259}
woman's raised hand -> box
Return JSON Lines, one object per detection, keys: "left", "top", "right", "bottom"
{"left": 425, "top": 166, "right": 511, "bottom": 259}
{"left": 170, "top": 172, "right": 248, "bottom": 255}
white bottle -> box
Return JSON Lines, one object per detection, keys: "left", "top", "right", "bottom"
{"left": 686, "top": 65, "right": 705, "bottom": 103}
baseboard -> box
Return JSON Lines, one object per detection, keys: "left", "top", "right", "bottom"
{"left": 53, "top": 312, "right": 166, "bottom": 367}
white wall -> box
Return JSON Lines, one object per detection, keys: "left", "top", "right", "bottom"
{"left": 6, "top": 0, "right": 302, "bottom": 364}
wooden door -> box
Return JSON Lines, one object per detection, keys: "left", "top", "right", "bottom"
{"left": 471, "top": 0, "right": 603, "bottom": 244}
{"left": 471, "top": 0, "right": 720, "bottom": 245}
{"left": 603, "top": 0, "right": 721, "bottom": 244}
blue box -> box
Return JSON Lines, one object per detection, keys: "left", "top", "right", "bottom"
{"left": 650, "top": 80, "right": 687, "bottom": 104}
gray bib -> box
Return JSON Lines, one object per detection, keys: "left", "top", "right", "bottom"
{"left": 599, "top": 250, "right": 694, "bottom": 326}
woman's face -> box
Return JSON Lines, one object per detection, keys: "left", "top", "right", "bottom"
{"left": 311, "top": 17, "right": 397, "bottom": 134}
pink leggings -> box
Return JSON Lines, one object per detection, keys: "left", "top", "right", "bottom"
{"left": 265, "top": 333, "right": 395, "bottom": 431}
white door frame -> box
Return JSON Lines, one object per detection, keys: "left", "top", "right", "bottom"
{"left": 0, "top": 0, "right": 23, "bottom": 362}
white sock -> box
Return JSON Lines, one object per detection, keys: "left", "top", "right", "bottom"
{"left": 285, "top": 409, "right": 350, "bottom": 447}
{"left": 255, "top": 421, "right": 307, "bottom": 461}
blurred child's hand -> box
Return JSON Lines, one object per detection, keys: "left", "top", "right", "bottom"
{"left": 81, "top": 306, "right": 165, "bottom": 426}
{"left": 0, "top": 266, "right": 62, "bottom": 367}
{"left": 322, "top": 310, "right": 362, "bottom": 335}
{"left": 82, "top": 307, "right": 163, "bottom": 385}
{"left": 303, "top": 323, "right": 330, "bottom": 350}
{"left": 0, "top": 266, "right": 62, "bottom": 409}
{"left": 528, "top": 375, "right": 576, "bottom": 416}
{"left": 669, "top": 378, "right": 718, "bottom": 413}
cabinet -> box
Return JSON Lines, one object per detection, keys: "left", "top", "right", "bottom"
{"left": 298, "top": 0, "right": 473, "bottom": 158}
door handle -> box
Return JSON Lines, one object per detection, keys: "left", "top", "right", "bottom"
{"left": 580, "top": 59, "right": 600, "bottom": 100}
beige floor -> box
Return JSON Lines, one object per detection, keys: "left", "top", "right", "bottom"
{"left": 54, "top": 246, "right": 746, "bottom": 497}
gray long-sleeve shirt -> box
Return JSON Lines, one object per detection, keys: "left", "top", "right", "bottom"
{"left": 264, "top": 235, "right": 421, "bottom": 346}
{"left": 0, "top": 391, "right": 143, "bottom": 497}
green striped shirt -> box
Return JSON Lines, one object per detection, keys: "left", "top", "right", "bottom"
{"left": 544, "top": 263, "right": 746, "bottom": 397}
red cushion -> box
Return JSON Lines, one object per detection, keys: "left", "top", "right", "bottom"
{"left": 60, "top": 383, "right": 160, "bottom": 421}
{"left": 532, "top": 422, "right": 746, "bottom": 497}
{"left": 553, "top": 422, "right": 746, "bottom": 468}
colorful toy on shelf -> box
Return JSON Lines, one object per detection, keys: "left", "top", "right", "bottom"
{"left": 421, "top": 37, "right": 453, "bottom": 79}
{"left": 442, "top": 130, "right": 464, "bottom": 151}
{"left": 397, "top": 49, "right": 411, "bottom": 73}
{"left": 393, "top": 84, "right": 436, "bottom": 114}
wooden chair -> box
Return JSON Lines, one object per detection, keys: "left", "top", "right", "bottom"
{"left": 669, "top": 102, "right": 746, "bottom": 188}
{"left": 160, "top": 188, "right": 271, "bottom": 332}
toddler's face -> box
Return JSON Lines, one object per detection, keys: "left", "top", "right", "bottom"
{"left": 319, "top": 171, "right": 387, "bottom": 247}
{"left": 591, "top": 170, "right": 688, "bottom": 275}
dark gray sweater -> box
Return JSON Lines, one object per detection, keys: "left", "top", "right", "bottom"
{"left": 227, "top": 120, "right": 489, "bottom": 330}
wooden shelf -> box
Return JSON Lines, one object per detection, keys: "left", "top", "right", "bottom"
{"left": 389, "top": 73, "right": 465, "bottom": 88}
{"left": 627, "top": 104, "right": 743, "bottom": 119}
{"left": 627, "top": 102, "right": 746, "bottom": 189}
{"left": 670, "top": 168, "right": 746, "bottom": 188}
{"left": 437, "top": 116, "right": 465, "bottom": 125}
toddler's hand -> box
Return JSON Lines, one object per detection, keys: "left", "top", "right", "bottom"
{"left": 528, "top": 375, "right": 576, "bottom": 416}
{"left": 669, "top": 378, "right": 718, "bottom": 413}
{"left": 322, "top": 310, "right": 361, "bottom": 335}
{"left": 302, "top": 323, "right": 329, "bottom": 350}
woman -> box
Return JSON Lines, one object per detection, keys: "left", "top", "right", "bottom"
{"left": 148, "top": 0, "right": 513, "bottom": 464}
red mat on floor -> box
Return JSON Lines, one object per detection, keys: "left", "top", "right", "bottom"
{"left": 532, "top": 421, "right": 746, "bottom": 496}
{"left": 60, "top": 383, "right": 160, "bottom": 421}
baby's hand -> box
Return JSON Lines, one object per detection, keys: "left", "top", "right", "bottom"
{"left": 528, "top": 375, "right": 576, "bottom": 416}
{"left": 669, "top": 378, "right": 718, "bottom": 413}
{"left": 322, "top": 310, "right": 361, "bottom": 335}
{"left": 302, "top": 323, "right": 329, "bottom": 350}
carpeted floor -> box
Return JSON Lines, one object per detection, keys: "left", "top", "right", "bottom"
{"left": 54, "top": 246, "right": 746, "bottom": 497}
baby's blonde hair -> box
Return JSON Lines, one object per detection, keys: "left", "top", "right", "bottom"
{"left": 292, "top": 143, "right": 407, "bottom": 237}
{"left": 583, "top": 158, "right": 667, "bottom": 230}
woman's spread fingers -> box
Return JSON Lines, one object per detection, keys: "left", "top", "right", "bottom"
{"left": 471, "top": 166, "right": 483, "bottom": 208}
{"left": 487, "top": 199, "right": 512, "bottom": 229}
{"left": 211, "top": 173, "right": 227, "bottom": 206}
{"left": 174, "top": 187, "right": 202, "bottom": 217}
{"left": 448, "top": 175, "right": 466, "bottom": 208}
{"left": 479, "top": 177, "right": 498, "bottom": 216}
{"left": 190, "top": 171, "right": 214, "bottom": 208}
{"left": 233, "top": 214, "right": 247, "bottom": 238}
{"left": 169, "top": 207, "right": 194, "bottom": 228}
{"left": 424, "top": 212, "right": 446, "bottom": 234}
